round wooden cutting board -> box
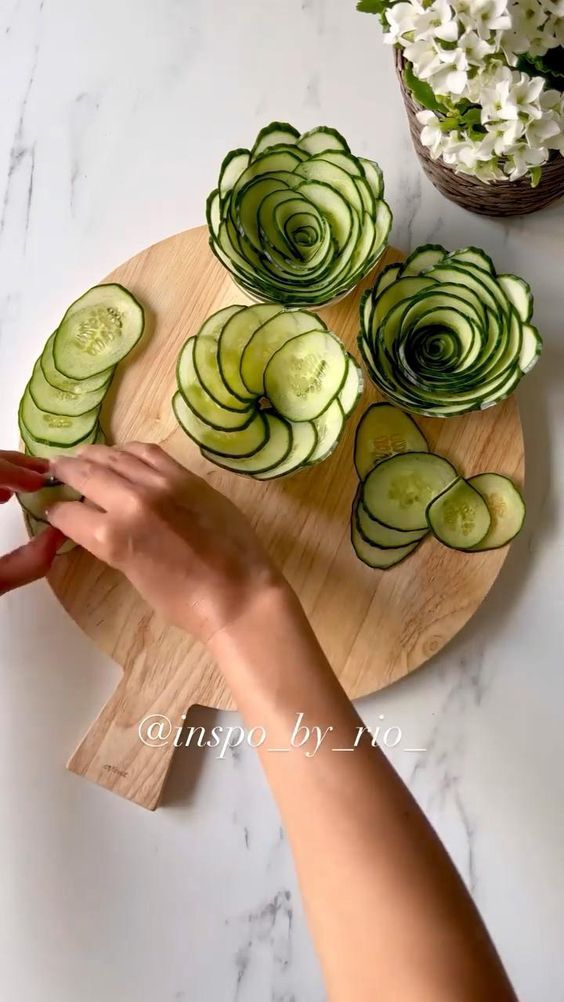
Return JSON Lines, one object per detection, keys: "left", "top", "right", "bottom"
{"left": 47, "top": 226, "right": 524, "bottom": 809}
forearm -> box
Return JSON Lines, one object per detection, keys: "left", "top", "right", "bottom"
{"left": 210, "top": 584, "right": 517, "bottom": 1002}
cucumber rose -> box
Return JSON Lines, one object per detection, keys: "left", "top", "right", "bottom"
{"left": 173, "top": 304, "right": 362, "bottom": 478}
{"left": 358, "top": 245, "right": 542, "bottom": 417}
{"left": 206, "top": 122, "right": 392, "bottom": 307}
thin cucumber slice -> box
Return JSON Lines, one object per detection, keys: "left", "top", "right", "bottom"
{"left": 172, "top": 391, "right": 268, "bottom": 458}
{"left": 177, "top": 339, "right": 254, "bottom": 431}
{"left": 354, "top": 403, "right": 428, "bottom": 481}
{"left": 307, "top": 399, "right": 345, "bottom": 465}
{"left": 218, "top": 304, "right": 282, "bottom": 401}
{"left": 351, "top": 522, "right": 419, "bottom": 569}
{"left": 192, "top": 305, "right": 251, "bottom": 411}
{"left": 240, "top": 309, "right": 327, "bottom": 396}
{"left": 53, "top": 284, "right": 145, "bottom": 379}
{"left": 402, "top": 244, "right": 447, "bottom": 276}
{"left": 373, "top": 263, "right": 402, "bottom": 298}
{"left": 359, "top": 158, "right": 384, "bottom": 200}
{"left": 219, "top": 149, "right": 251, "bottom": 198}
{"left": 519, "top": 323, "right": 542, "bottom": 373}
{"left": 20, "top": 386, "right": 100, "bottom": 447}
{"left": 355, "top": 493, "right": 427, "bottom": 549}
{"left": 25, "top": 512, "right": 76, "bottom": 554}
{"left": 447, "top": 247, "right": 495, "bottom": 274}
{"left": 264, "top": 330, "right": 347, "bottom": 422}
{"left": 21, "top": 422, "right": 100, "bottom": 459}
{"left": 254, "top": 419, "right": 317, "bottom": 479}
{"left": 426, "top": 477, "right": 491, "bottom": 550}
{"left": 17, "top": 483, "right": 80, "bottom": 523}
{"left": 338, "top": 355, "right": 363, "bottom": 417}
{"left": 251, "top": 122, "right": 300, "bottom": 159}
{"left": 468, "top": 473, "right": 525, "bottom": 550}
{"left": 41, "top": 332, "right": 113, "bottom": 393}
{"left": 297, "top": 126, "right": 350, "bottom": 155}
{"left": 498, "top": 274, "right": 533, "bottom": 323}
{"left": 362, "top": 452, "right": 457, "bottom": 531}
{"left": 202, "top": 413, "right": 292, "bottom": 475}
{"left": 29, "top": 358, "right": 109, "bottom": 417}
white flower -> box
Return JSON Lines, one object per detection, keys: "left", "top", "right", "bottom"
{"left": 469, "top": 0, "right": 511, "bottom": 39}
{"left": 417, "top": 110, "right": 447, "bottom": 157}
{"left": 504, "top": 144, "right": 548, "bottom": 179}
{"left": 383, "top": 2, "right": 421, "bottom": 44}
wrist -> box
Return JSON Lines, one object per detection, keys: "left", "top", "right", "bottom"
{"left": 208, "top": 575, "right": 300, "bottom": 667}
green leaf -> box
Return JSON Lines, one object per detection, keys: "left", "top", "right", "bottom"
{"left": 356, "top": 0, "right": 388, "bottom": 13}
{"left": 517, "top": 47, "right": 564, "bottom": 92}
{"left": 404, "top": 62, "right": 448, "bottom": 115}
{"left": 529, "top": 165, "right": 542, "bottom": 189}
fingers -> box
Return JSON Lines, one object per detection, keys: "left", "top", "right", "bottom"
{"left": 0, "top": 489, "right": 12, "bottom": 504}
{"left": 76, "top": 444, "right": 165, "bottom": 487}
{"left": 0, "top": 526, "right": 65, "bottom": 595}
{"left": 0, "top": 451, "right": 50, "bottom": 473}
{"left": 49, "top": 453, "right": 134, "bottom": 510}
{"left": 46, "top": 500, "right": 106, "bottom": 553}
{"left": 0, "top": 456, "right": 48, "bottom": 493}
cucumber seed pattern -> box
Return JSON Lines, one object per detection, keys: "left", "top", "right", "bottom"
{"left": 73, "top": 306, "right": 123, "bottom": 356}
{"left": 290, "top": 354, "right": 328, "bottom": 399}
{"left": 388, "top": 473, "right": 433, "bottom": 509}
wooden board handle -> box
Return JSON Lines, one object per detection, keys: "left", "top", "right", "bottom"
{"left": 67, "top": 643, "right": 201, "bottom": 810}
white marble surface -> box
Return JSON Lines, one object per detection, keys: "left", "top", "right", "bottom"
{"left": 1, "top": 1, "right": 563, "bottom": 1000}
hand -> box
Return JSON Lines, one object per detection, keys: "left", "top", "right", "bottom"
{"left": 46, "top": 443, "right": 285, "bottom": 642}
{"left": 0, "top": 451, "right": 64, "bottom": 595}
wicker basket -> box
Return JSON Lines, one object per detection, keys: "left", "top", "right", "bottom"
{"left": 395, "top": 50, "right": 564, "bottom": 217}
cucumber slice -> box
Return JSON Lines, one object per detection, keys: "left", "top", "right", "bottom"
{"left": 251, "top": 122, "right": 300, "bottom": 159}
{"left": 41, "top": 332, "right": 113, "bottom": 393}
{"left": 53, "top": 284, "right": 145, "bottom": 379}
{"left": 355, "top": 494, "right": 427, "bottom": 549}
{"left": 264, "top": 330, "right": 347, "bottom": 422}
{"left": 362, "top": 452, "right": 457, "bottom": 531}
{"left": 402, "top": 244, "right": 447, "bottom": 275}
{"left": 219, "top": 149, "right": 251, "bottom": 198}
{"left": 297, "top": 126, "right": 350, "bottom": 155}
{"left": 21, "top": 422, "right": 100, "bottom": 458}
{"left": 468, "top": 473, "right": 525, "bottom": 550}
{"left": 202, "top": 413, "right": 292, "bottom": 475}
{"left": 192, "top": 305, "right": 252, "bottom": 411}
{"left": 17, "top": 483, "right": 80, "bottom": 523}
{"left": 218, "top": 304, "right": 282, "bottom": 401}
{"left": 426, "top": 477, "right": 491, "bottom": 550}
{"left": 20, "top": 386, "right": 100, "bottom": 447}
{"left": 307, "top": 399, "right": 345, "bottom": 465}
{"left": 338, "top": 356, "right": 363, "bottom": 417}
{"left": 519, "top": 323, "right": 542, "bottom": 373}
{"left": 373, "top": 263, "right": 402, "bottom": 298}
{"left": 498, "top": 274, "right": 533, "bottom": 323}
{"left": 29, "top": 358, "right": 109, "bottom": 417}
{"left": 351, "top": 522, "right": 420, "bottom": 569}
{"left": 354, "top": 403, "right": 428, "bottom": 481}
{"left": 24, "top": 513, "right": 76, "bottom": 554}
{"left": 177, "top": 339, "right": 254, "bottom": 431}
{"left": 172, "top": 391, "right": 268, "bottom": 458}
{"left": 254, "top": 419, "right": 317, "bottom": 479}
{"left": 240, "top": 309, "right": 327, "bottom": 396}
{"left": 359, "top": 158, "right": 384, "bottom": 200}
{"left": 447, "top": 247, "right": 495, "bottom": 274}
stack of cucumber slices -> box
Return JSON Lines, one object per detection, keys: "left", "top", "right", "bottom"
{"left": 173, "top": 304, "right": 362, "bottom": 478}
{"left": 359, "top": 244, "right": 542, "bottom": 416}
{"left": 351, "top": 403, "right": 525, "bottom": 569}
{"left": 17, "top": 283, "right": 145, "bottom": 542}
{"left": 207, "top": 122, "right": 392, "bottom": 307}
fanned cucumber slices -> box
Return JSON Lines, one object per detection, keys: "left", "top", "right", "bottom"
{"left": 173, "top": 304, "right": 362, "bottom": 479}
{"left": 359, "top": 244, "right": 542, "bottom": 416}
{"left": 17, "top": 284, "right": 145, "bottom": 542}
{"left": 350, "top": 402, "right": 525, "bottom": 570}
{"left": 207, "top": 121, "right": 392, "bottom": 307}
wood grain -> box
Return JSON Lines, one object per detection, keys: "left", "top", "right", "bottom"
{"left": 45, "top": 226, "right": 524, "bottom": 809}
